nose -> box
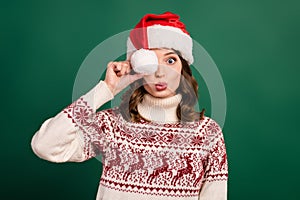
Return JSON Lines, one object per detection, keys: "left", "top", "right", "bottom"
{"left": 155, "top": 65, "right": 165, "bottom": 78}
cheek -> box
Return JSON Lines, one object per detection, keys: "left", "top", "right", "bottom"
{"left": 143, "top": 82, "right": 158, "bottom": 96}
{"left": 168, "top": 67, "right": 181, "bottom": 81}
{"left": 143, "top": 74, "right": 161, "bottom": 86}
{"left": 143, "top": 84, "right": 152, "bottom": 93}
{"left": 142, "top": 77, "right": 155, "bottom": 92}
{"left": 143, "top": 74, "right": 154, "bottom": 83}
{"left": 171, "top": 75, "right": 181, "bottom": 89}
{"left": 169, "top": 68, "right": 182, "bottom": 89}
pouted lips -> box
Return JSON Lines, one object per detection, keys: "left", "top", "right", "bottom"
{"left": 155, "top": 82, "right": 168, "bottom": 91}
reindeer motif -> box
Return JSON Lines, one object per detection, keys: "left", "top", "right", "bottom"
{"left": 123, "top": 153, "right": 147, "bottom": 182}
{"left": 102, "top": 145, "right": 123, "bottom": 176}
{"left": 210, "top": 144, "right": 227, "bottom": 172}
{"left": 218, "top": 153, "right": 227, "bottom": 171}
{"left": 190, "top": 157, "right": 208, "bottom": 187}
{"left": 147, "top": 154, "right": 173, "bottom": 184}
{"left": 193, "top": 170, "right": 205, "bottom": 187}
{"left": 171, "top": 153, "right": 194, "bottom": 186}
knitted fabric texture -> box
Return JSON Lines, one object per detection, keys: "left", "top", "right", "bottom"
{"left": 63, "top": 94, "right": 228, "bottom": 199}
{"left": 32, "top": 81, "right": 228, "bottom": 200}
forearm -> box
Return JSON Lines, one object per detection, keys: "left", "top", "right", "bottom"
{"left": 31, "top": 81, "right": 114, "bottom": 163}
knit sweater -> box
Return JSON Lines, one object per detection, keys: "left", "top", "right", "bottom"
{"left": 31, "top": 81, "right": 228, "bottom": 200}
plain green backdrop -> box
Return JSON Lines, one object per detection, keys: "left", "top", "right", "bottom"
{"left": 1, "top": 0, "right": 300, "bottom": 199}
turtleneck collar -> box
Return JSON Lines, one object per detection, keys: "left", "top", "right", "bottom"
{"left": 137, "top": 93, "right": 182, "bottom": 122}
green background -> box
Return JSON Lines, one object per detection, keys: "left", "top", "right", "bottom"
{"left": 1, "top": 0, "right": 299, "bottom": 199}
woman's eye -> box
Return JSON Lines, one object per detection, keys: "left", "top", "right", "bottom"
{"left": 166, "top": 57, "right": 176, "bottom": 64}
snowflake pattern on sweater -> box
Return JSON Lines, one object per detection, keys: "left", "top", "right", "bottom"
{"left": 63, "top": 97, "right": 228, "bottom": 198}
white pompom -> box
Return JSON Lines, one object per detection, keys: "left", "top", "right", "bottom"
{"left": 130, "top": 49, "right": 158, "bottom": 74}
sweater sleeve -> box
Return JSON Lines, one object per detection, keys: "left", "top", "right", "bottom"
{"left": 31, "top": 81, "right": 114, "bottom": 163}
{"left": 199, "top": 118, "right": 228, "bottom": 200}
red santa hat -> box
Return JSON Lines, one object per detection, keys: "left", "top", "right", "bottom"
{"left": 127, "top": 12, "right": 194, "bottom": 65}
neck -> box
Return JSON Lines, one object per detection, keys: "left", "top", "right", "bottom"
{"left": 137, "top": 93, "right": 182, "bottom": 122}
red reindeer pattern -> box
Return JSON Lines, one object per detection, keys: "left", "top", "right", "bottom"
{"left": 193, "top": 170, "right": 205, "bottom": 187}
{"left": 219, "top": 153, "right": 227, "bottom": 171}
{"left": 171, "top": 153, "right": 194, "bottom": 186}
{"left": 123, "top": 153, "right": 147, "bottom": 182}
{"left": 147, "top": 154, "right": 173, "bottom": 184}
{"left": 210, "top": 140, "right": 227, "bottom": 173}
{"left": 102, "top": 145, "right": 123, "bottom": 176}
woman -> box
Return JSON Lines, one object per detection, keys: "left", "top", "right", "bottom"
{"left": 31, "top": 12, "right": 228, "bottom": 200}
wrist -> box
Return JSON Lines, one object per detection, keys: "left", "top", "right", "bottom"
{"left": 103, "top": 80, "right": 115, "bottom": 96}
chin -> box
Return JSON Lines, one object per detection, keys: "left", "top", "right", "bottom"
{"left": 147, "top": 90, "right": 175, "bottom": 98}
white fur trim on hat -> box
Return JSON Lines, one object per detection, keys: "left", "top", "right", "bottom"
{"left": 127, "top": 24, "right": 193, "bottom": 64}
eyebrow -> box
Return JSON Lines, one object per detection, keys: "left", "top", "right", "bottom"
{"left": 164, "top": 52, "right": 177, "bottom": 56}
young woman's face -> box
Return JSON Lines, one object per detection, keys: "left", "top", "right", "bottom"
{"left": 143, "top": 48, "right": 182, "bottom": 98}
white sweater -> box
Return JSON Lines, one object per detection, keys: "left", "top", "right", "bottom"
{"left": 31, "top": 81, "right": 228, "bottom": 200}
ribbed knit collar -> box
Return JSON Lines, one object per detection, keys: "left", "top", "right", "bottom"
{"left": 137, "top": 93, "right": 182, "bottom": 122}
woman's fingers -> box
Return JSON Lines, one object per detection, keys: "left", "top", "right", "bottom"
{"left": 107, "top": 62, "right": 116, "bottom": 75}
{"left": 120, "top": 63, "right": 128, "bottom": 76}
{"left": 125, "top": 60, "right": 132, "bottom": 74}
{"left": 105, "top": 60, "right": 141, "bottom": 96}
{"left": 111, "top": 62, "right": 121, "bottom": 76}
{"left": 110, "top": 61, "right": 131, "bottom": 77}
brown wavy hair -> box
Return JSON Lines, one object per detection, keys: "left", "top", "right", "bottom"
{"left": 119, "top": 51, "right": 205, "bottom": 122}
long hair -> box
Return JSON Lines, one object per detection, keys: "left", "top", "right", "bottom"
{"left": 119, "top": 52, "right": 205, "bottom": 122}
